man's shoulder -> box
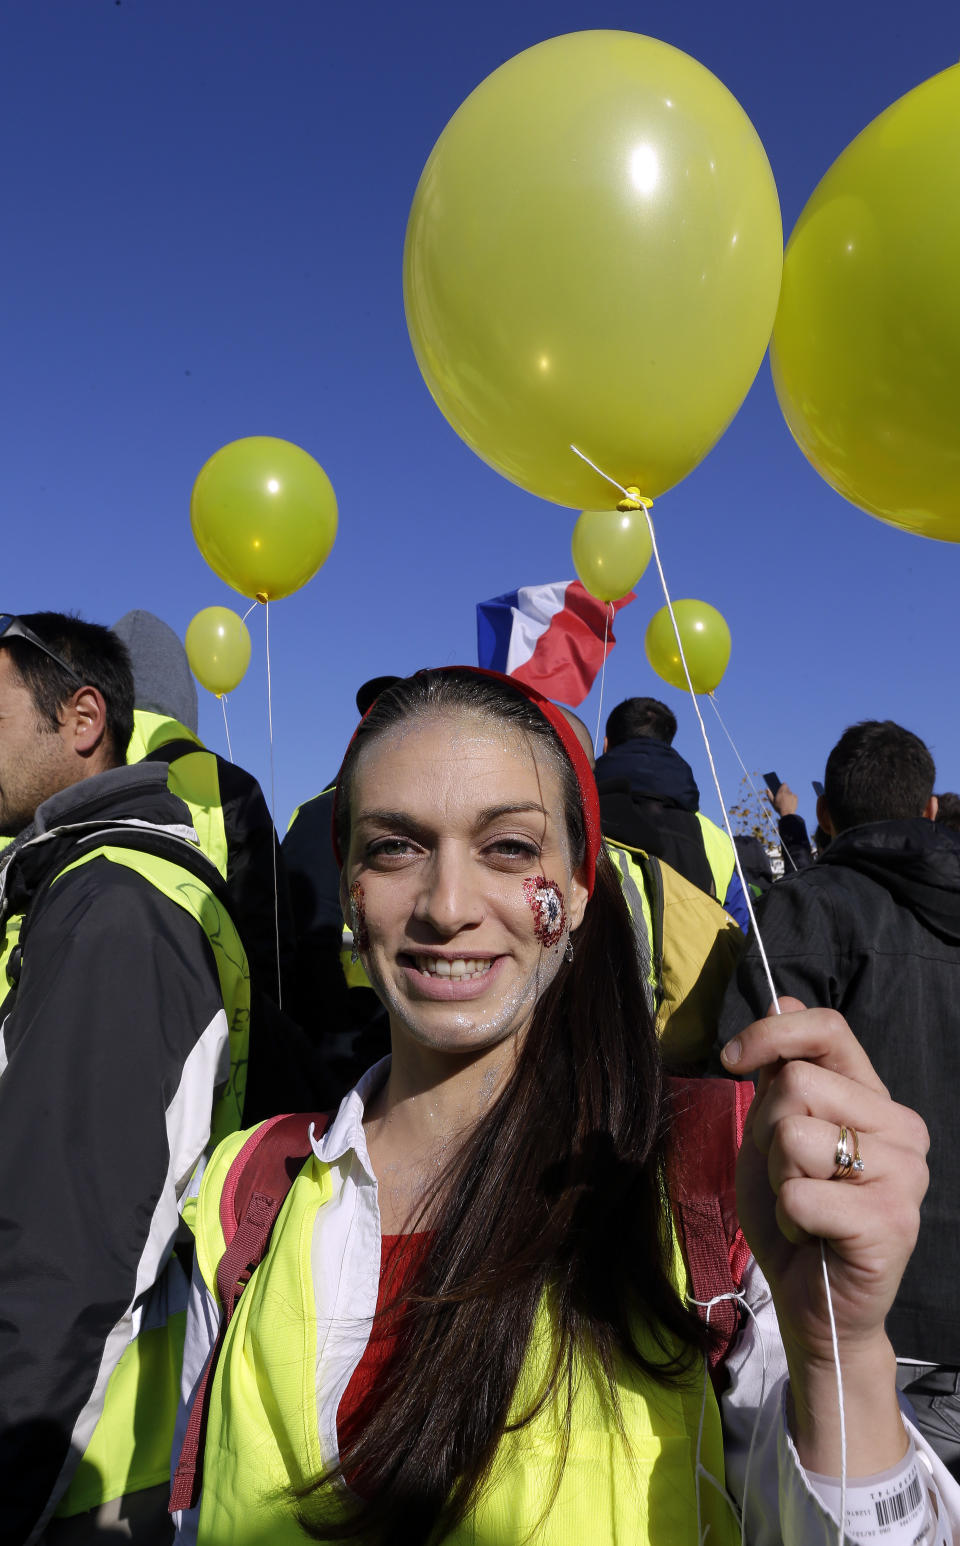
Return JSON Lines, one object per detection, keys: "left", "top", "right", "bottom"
{"left": 752, "top": 862, "right": 848, "bottom": 917}
{"left": 28, "top": 843, "right": 216, "bottom": 949}
{"left": 753, "top": 857, "right": 927, "bottom": 953}
{"left": 695, "top": 811, "right": 734, "bottom": 852}
{"left": 283, "top": 786, "right": 337, "bottom": 855}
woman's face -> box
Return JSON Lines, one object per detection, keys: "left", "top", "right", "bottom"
{"left": 341, "top": 710, "right": 589, "bottom": 1061}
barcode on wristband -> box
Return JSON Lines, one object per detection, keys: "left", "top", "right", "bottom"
{"left": 874, "top": 1472, "right": 923, "bottom": 1528}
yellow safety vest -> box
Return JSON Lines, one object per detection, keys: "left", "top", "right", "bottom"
{"left": 183, "top": 1127, "right": 738, "bottom": 1546}
{"left": 695, "top": 813, "right": 736, "bottom": 905}
{"left": 54, "top": 843, "right": 249, "bottom": 1517}
{"left": 606, "top": 839, "right": 742, "bottom": 1065}
{"left": 0, "top": 911, "right": 21, "bottom": 994}
{"left": 127, "top": 710, "right": 230, "bottom": 882}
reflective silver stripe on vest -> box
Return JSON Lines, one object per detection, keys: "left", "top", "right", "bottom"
{"left": 610, "top": 845, "right": 654, "bottom": 1012}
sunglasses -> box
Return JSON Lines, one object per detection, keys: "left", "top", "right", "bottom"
{"left": 0, "top": 615, "right": 85, "bottom": 687}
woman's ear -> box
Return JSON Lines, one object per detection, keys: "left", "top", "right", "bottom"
{"left": 567, "top": 865, "right": 589, "bottom": 933}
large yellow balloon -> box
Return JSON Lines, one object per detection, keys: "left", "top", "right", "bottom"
{"left": 772, "top": 65, "right": 960, "bottom": 542}
{"left": 191, "top": 437, "right": 338, "bottom": 600}
{"left": 644, "top": 600, "right": 730, "bottom": 693}
{"left": 404, "top": 30, "right": 782, "bottom": 509}
{"left": 185, "top": 607, "right": 252, "bottom": 697}
{"left": 572, "top": 508, "right": 652, "bottom": 600}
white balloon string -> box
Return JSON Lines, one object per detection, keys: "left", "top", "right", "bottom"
{"left": 821, "top": 1237, "right": 847, "bottom": 1541}
{"left": 570, "top": 443, "right": 847, "bottom": 1544}
{"left": 593, "top": 603, "right": 612, "bottom": 755}
{"left": 220, "top": 694, "right": 234, "bottom": 762}
{"left": 264, "top": 600, "right": 283, "bottom": 1011}
{"left": 242, "top": 601, "right": 258, "bottom": 623}
{"left": 639, "top": 514, "right": 780, "bottom": 1011}
{"left": 707, "top": 694, "right": 799, "bottom": 873}
{"left": 687, "top": 1288, "right": 769, "bottom": 1546}
{"left": 569, "top": 443, "right": 779, "bottom": 1013}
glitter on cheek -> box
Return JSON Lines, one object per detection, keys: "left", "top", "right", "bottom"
{"left": 522, "top": 876, "right": 567, "bottom": 951}
{"left": 349, "top": 880, "right": 370, "bottom": 952}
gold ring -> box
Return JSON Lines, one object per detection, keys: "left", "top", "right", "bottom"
{"left": 833, "top": 1124, "right": 864, "bottom": 1180}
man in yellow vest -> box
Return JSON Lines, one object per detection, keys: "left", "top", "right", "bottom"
{"left": 113, "top": 608, "right": 293, "bottom": 1008}
{"left": 594, "top": 696, "right": 750, "bottom": 932}
{"left": 0, "top": 612, "right": 249, "bottom": 1544}
{"left": 113, "top": 609, "right": 309, "bottom": 1123}
{"left": 559, "top": 707, "right": 742, "bottom": 1065}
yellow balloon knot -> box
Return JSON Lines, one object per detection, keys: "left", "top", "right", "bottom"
{"left": 617, "top": 487, "right": 653, "bottom": 513}
{"left": 255, "top": 591, "right": 269, "bottom": 604}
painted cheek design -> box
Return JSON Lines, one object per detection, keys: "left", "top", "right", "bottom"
{"left": 349, "top": 880, "right": 369, "bottom": 956}
{"left": 522, "top": 876, "right": 567, "bottom": 950}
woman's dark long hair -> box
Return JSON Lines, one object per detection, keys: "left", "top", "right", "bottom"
{"left": 301, "top": 670, "right": 705, "bottom": 1542}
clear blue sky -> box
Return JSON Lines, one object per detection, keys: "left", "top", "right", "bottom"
{"left": 2, "top": 1, "right": 958, "bottom": 832}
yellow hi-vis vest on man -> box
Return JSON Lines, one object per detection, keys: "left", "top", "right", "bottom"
{"left": 606, "top": 838, "right": 742, "bottom": 1065}
{"left": 180, "top": 1125, "right": 737, "bottom": 1546}
{"left": 695, "top": 812, "right": 737, "bottom": 908}
{"left": 50, "top": 839, "right": 249, "bottom": 1519}
{"left": 127, "top": 710, "right": 230, "bottom": 880}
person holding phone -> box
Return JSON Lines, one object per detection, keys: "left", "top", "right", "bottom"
{"left": 764, "top": 772, "right": 816, "bottom": 871}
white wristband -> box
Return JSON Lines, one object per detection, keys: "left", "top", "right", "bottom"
{"left": 805, "top": 1440, "right": 948, "bottom": 1544}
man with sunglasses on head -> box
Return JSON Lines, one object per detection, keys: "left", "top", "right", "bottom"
{"left": 0, "top": 612, "right": 250, "bottom": 1545}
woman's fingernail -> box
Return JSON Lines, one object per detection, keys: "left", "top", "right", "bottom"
{"left": 722, "top": 1039, "right": 742, "bottom": 1066}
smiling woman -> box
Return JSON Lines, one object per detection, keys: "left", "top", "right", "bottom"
{"left": 339, "top": 698, "right": 587, "bottom": 1064}
{"left": 173, "top": 669, "right": 958, "bottom": 1546}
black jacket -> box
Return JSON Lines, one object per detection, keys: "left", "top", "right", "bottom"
{"left": 131, "top": 717, "right": 309, "bottom": 1123}
{"left": 778, "top": 812, "right": 815, "bottom": 872}
{"left": 595, "top": 736, "right": 702, "bottom": 810}
{"left": 113, "top": 613, "right": 296, "bottom": 1010}
{"left": 0, "top": 766, "right": 241, "bottom": 1540}
{"left": 281, "top": 787, "right": 390, "bottom": 1105}
{"left": 594, "top": 738, "right": 715, "bottom": 897}
{"left": 720, "top": 818, "right": 960, "bottom": 1364}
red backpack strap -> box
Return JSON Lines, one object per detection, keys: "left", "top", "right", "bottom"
{"left": 666, "top": 1077, "right": 754, "bottom": 1377}
{"left": 169, "top": 1111, "right": 329, "bottom": 1513}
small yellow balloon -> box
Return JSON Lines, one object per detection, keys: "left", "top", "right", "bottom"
{"left": 644, "top": 600, "right": 730, "bottom": 694}
{"left": 571, "top": 508, "right": 652, "bottom": 601}
{"left": 191, "top": 436, "right": 338, "bottom": 600}
{"left": 772, "top": 65, "right": 960, "bottom": 541}
{"left": 404, "top": 30, "right": 781, "bottom": 509}
{"left": 185, "top": 607, "right": 252, "bottom": 697}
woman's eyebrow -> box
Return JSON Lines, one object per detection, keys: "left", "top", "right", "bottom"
{"left": 474, "top": 802, "right": 549, "bottom": 828}
{"left": 354, "top": 808, "right": 421, "bottom": 831}
{"left": 353, "top": 802, "right": 550, "bottom": 832}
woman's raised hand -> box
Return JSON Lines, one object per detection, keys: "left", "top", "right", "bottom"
{"left": 722, "top": 998, "right": 930, "bottom": 1473}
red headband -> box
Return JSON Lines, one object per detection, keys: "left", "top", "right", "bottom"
{"left": 331, "top": 666, "right": 601, "bottom": 896}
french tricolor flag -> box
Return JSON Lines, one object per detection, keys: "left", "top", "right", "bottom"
{"left": 476, "top": 581, "right": 634, "bottom": 707}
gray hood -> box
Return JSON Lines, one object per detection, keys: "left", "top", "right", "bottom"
{"left": 112, "top": 609, "right": 198, "bottom": 734}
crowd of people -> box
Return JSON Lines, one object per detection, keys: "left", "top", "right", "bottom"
{"left": 0, "top": 611, "right": 957, "bottom": 1545}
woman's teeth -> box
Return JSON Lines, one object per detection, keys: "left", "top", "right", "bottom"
{"left": 415, "top": 956, "right": 493, "bottom": 979}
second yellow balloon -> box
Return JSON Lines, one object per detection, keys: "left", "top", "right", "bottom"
{"left": 185, "top": 607, "right": 252, "bottom": 697}
{"left": 572, "top": 508, "right": 652, "bottom": 600}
